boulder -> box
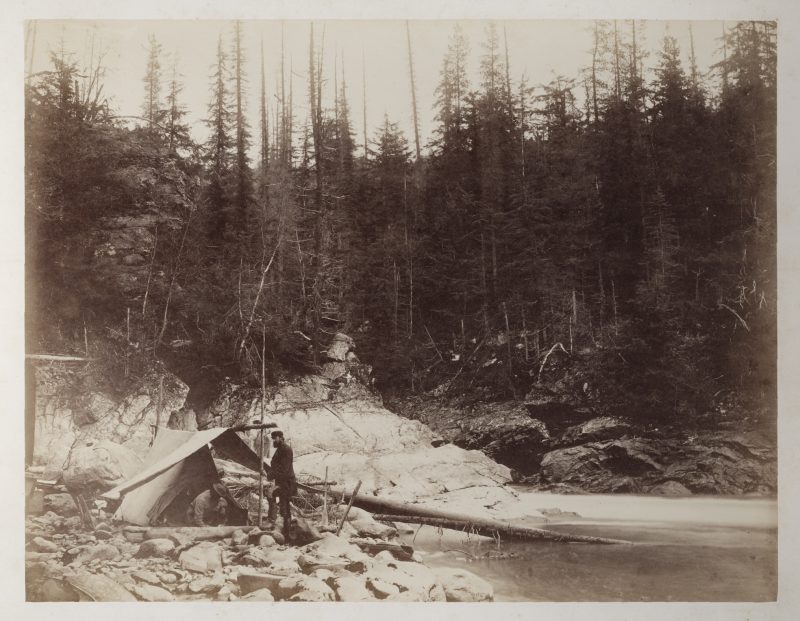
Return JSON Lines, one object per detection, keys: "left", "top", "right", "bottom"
{"left": 231, "top": 529, "right": 248, "bottom": 546}
{"left": 74, "top": 543, "right": 120, "bottom": 563}
{"left": 326, "top": 333, "right": 355, "bottom": 362}
{"left": 237, "top": 571, "right": 285, "bottom": 595}
{"left": 31, "top": 537, "right": 59, "bottom": 553}
{"left": 290, "top": 587, "right": 336, "bottom": 602}
{"left": 351, "top": 518, "right": 397, "bottom": 540}
{"left": 37, "top": 578, "right": 81, "bottom": 602}
{"left": 179, "top": 542, "right": 223, "bottom": 573}
{"left": 167, "top": 407, "right": 198, "bottom": 432}
{"left": 300, "top": 533, "right": 371, "bottom": 567}
{"left": 366, "top": 577, "right": 400, "bottom": 599}
{"left": 43, "top": 493, "right": 78, "bottom": 517}
{"left": 132, "top": 569, "right": 161, "bottom": 586}
{"left": 260, "top": 547, "right": 302, "bottom": 575}
{"left": 276, "top": 575, "right": 334, "bottom": 601}
{"left": 64, "top": 572, "right": 137, "bottom": 601}
{"left": 258, "top": 534, "right": 276, "bottom": 547}
{"left": 188, "top": 573, "right": 225, "bottom": 594}
{"left": 333, "top": 575, "right": 376, "bottom": 601}
{"left": 365, "top": 560, "right": 441, "bottom": 601}
{"left": 159, "top": 572, "right": 179, "bottom": 585}
{"left": 297, "top": 553, "right": 350, "bottom": 574}
{"left": 240, "top": 588, "right": 275, "bottom": 601}
{"left": 292, "top": 516, "right": 323, "bottom": 545}
{"left": 135, "top": 538, "right": 175, "bottom": 558}
{"left": 62, "top": 428, "right": 138, "bottom": 491}
{"left": 433, "top": 567, "right": 494, "bottom": 602}
{"left": 130, "top": 583, "right": 175, "bottom": 602}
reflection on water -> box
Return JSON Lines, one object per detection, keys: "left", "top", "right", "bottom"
{"left": 401, "top": 491, "right": 777, "bottom": 602}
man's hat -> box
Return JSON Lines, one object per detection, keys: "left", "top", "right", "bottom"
{"left": 270, "top": 430, "right": 284, "bottom": 439}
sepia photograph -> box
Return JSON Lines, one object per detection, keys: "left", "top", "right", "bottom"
{"left": 14, "top": 3, "right": 790, "bottom": 611}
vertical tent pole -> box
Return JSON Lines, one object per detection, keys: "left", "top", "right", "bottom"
{"left": 258, "top": 326, "right": 266, "bottom": 527}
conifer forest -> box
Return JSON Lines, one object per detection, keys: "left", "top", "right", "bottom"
{"left": 25, "top": 20, "right": 776, "bottom": 427}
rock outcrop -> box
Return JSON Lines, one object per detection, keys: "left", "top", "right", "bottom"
{"left": 33, "top": 367, "right": 189, "bottom": 474}
{"left": 402, "top": 399, "right": 551, "bottom": 475}
{"left": 203, "top": 371, "right": 520, "bottom": 519}
{"left": 529, "top": 430, "right": 776, "bottom": 495}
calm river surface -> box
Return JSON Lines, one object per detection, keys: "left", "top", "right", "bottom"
{"left": 402, "top": 489, "right": 777, "bottom": 602}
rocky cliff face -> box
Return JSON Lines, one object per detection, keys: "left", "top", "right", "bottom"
{"left": 33, "top": 365, "right": 189, "bottom": 476}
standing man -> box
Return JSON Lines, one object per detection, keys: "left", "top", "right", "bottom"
{"left": 267, "top": 430, "right": 296, "bottom": 539}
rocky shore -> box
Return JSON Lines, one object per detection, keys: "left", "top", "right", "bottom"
{"left": 25, "top": 501, "right": 494, "bottom": 602}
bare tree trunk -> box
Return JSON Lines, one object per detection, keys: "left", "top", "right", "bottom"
{"left": 503, "top": 25, "right": 513, "bottom": 120}
{"left": 259, "top": 39, "right": 269, "bottom": 180}
{"left": 308, "top": 23, "right": 326, "bottom": 366}
{"left": 237, "top": 241, "right": 281, "bottom": 360}
{"left": 287, "top": 57, "right": 293, "bottom": 166}
{"left": 519, "top": 77, "right": 527, "bottom": 199}
{"left": 404, "top": 175, "right": 414, "bottom": 339}
{"left": 479, "top": 232, "right": 489, "bottom": 333}
{"left": 392, "top": 260, "right": 399, "bottom": 337}
{"left": 613, "top": 20, "right": 621, "bottom": 102}
{"left": 405, "top": 21, "right": 422, "bottom": 161}
{"left": 280, "top": 24, "right": 286, "bottom": 162}
{"left": 362, "top": 49, "right": 368, "bottom": 160}
{"left": 521, "top": 307, "right": 529, "bottom": 362}
{"left": 502, "top": 302, "right": 512, "bottom": 375}
{"left": 611, "top": 278, "right": 619, "bottom": 336}
{"left": 142, "top": 225, "right": 158, "bottom": 319}
{"left": 591, "top": 22, "right": 600, "bottom": 124}
{"left": 156, "top": 218, "right": 191, "bottom": 348}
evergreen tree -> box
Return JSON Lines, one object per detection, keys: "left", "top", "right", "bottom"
{"left": 164, "top": 54, "right": 191, "bottom": 155}
{"left": 231, "top": 21, "right": 254, "bottom": 235}
{"left": 204, "top": 34, "right": 232, "bottom": 244}
{"left": 142, "top": 34, "right": 163, "bottom": 133}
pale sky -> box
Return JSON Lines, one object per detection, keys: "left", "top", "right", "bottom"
{"left": 26, "top": 19, "right": 726, "bottom": 157}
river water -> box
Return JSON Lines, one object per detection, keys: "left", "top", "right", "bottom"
{"left": 401, "top": 489, "right": 777, "bottom": 602}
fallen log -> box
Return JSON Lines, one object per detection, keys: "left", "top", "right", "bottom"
{"left": 124, "top": 525, "right": 259, "bottom": 541}
{"left": 297, "top": 482, "right": 629, "bottom": 544}
{"left": 372, "top": 514, "right": 630, "bottom": 545}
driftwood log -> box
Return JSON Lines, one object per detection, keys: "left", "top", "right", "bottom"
{"left": 297, "top": 482, "right": 630, "bottom": 545}
{"left": 372, "top": 514, "right": 630, "bottom": 545}
{"left": 125, "top": 525, "right": 259, "bottom": 541}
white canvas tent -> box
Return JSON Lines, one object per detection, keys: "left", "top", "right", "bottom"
{"left": 102, "top": 427, "right": 267, "bottom": 526}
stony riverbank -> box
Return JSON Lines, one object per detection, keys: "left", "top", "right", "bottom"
{"left": 25, "top": 501, "right": 494, "bottom": 602}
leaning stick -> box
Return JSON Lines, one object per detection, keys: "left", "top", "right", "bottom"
{"left": 336, "top": 480, "right": 362, "bottom": 536}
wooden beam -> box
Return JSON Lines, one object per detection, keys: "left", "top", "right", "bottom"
{"left": 25, "top": 354, "right": 96, "bottom": 362}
